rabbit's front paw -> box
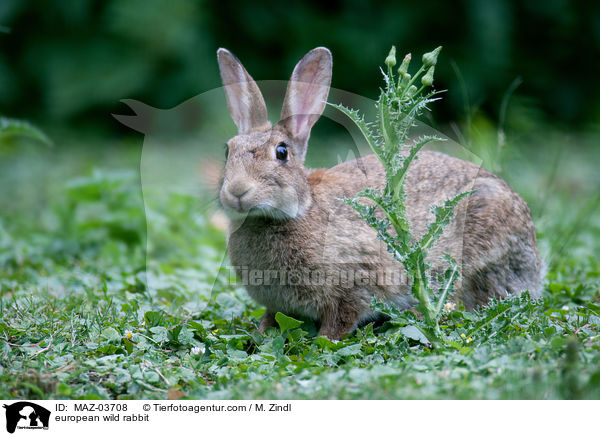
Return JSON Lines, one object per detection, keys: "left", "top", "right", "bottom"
{"left": 318, "top": 301, "right": 359, "bottom": 340}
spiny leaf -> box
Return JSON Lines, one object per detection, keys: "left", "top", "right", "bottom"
{"left": 388, "top": 136, "right": 441, "bottom": 199}
{"left": 357, "top": 190, "right": 410, "bottom": 242}
{"left": 328, "top": 103, "right": 382, "bottom": 158}
{"left": 419, "top": 190, "right": 473, "bottom": 253}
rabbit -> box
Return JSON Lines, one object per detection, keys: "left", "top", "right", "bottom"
{"left": 216, "top": 46, "right": 544, "bottom": 340}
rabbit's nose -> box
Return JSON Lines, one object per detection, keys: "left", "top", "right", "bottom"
{"left": 228, "top": 180, "right": 252, "bottom": 199}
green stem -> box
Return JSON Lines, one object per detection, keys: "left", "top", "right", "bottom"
{"left": 410, "top": 254, "right": 444, "bottom": 347}
{"left": 413, "top": 259, "right": 435, "bottom": 325}
{"left": 389, "top": 137, "right": 435, "bottom": 203}
{"left": 399, "top": 65, "right": 426, "bottom": 99}
{"left": 387, "top": 64, "right": 396, "bottom": 89}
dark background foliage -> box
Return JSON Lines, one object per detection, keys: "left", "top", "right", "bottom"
{"left": 0, "top": 0, "right": 599, "bottom": 138}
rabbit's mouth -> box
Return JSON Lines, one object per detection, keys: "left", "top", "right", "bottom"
{"left": 219, "top": 181, "right": 257, "bottom": 212}
{"left": 222, "top": 201, "right": 292, "bottom": 221}
{"left": 219, "top": 189, "right": 273, "bottom": 218}
{"left": 247, "top": 205, "right": 295, "bottom": 220}
{"left": 220, "top": 195, "right": 307, "bottom": 221}
{"left": 220, "top": 180, "right": 311, "bottom": 220}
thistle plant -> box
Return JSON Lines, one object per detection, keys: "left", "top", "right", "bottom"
{"left": 331, "top": 46, "right": 471, "bottom": 347}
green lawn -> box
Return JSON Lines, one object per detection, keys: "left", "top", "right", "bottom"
{"left": 0, "top": 128, "right": 599, "bottom": 400}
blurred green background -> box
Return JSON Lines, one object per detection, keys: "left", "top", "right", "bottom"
{"left": 1, "top": 0, "right": 599, "bottom": 138}
{"left": 1, "top": 0, "right": 599, "bottom": 262}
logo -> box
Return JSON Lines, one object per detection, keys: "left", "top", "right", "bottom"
{"left": 2, "top": 402, "right": 50, "bottom": 434}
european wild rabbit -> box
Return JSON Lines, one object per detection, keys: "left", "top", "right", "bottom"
{"left": 217, "top": 47, "right": 544, "bottom": 340}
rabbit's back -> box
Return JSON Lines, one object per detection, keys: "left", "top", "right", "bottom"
{"left": 228, "top": 150, "right": 543, "bottom": 318}
{"left": 308, "top": 151, "right": 544, "bottom": 308}
{"left": 402, "top": 151, "right": 543, "bottom": 308}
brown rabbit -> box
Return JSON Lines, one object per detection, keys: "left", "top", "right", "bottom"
{"left": 217, "top": 47, "right": 544, "bottom": 340}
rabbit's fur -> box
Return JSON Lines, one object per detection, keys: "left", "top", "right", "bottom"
{"left": 217, "top": 47, "right": 544, "bottom": 339}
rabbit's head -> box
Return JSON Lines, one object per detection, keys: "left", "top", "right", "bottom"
{"left": 217, "top": 47, "right": 332, "bottom": 219}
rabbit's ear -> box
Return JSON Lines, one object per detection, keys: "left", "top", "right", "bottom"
{"left": 217, "top": 48, "right": 270, "bottom": 134}
{"left": 280, "top": 47, "right": 332, "bottom": 158}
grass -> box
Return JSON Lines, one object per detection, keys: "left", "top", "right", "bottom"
{"left": 0, "top": 123, "right": 599, "bottom": 400}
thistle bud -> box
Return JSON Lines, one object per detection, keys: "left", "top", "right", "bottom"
{"left": 422, "top": 46, "right": 442, "bottom": 68}
{"left": 385, "top": 46, "right": 397, "bottom": 68}
{"left": 398, "top": 53, "right": 411, "bottom": 75}
{"left": 408, "top": 85, "right": 417, "bottom": 96}
{"left": 421, "top": 66, "right": 435, "bottom": 87}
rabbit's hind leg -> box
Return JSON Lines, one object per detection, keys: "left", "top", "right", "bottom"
{"left": 257, "top": 309, "right": 277, "bottom": 333}
{"left": 318, "top": 298, "right": 361, "bottom": 340}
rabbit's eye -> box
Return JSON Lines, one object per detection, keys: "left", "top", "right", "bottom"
{"left": 275, "top": 142, "right": 288, "bottom": 161}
